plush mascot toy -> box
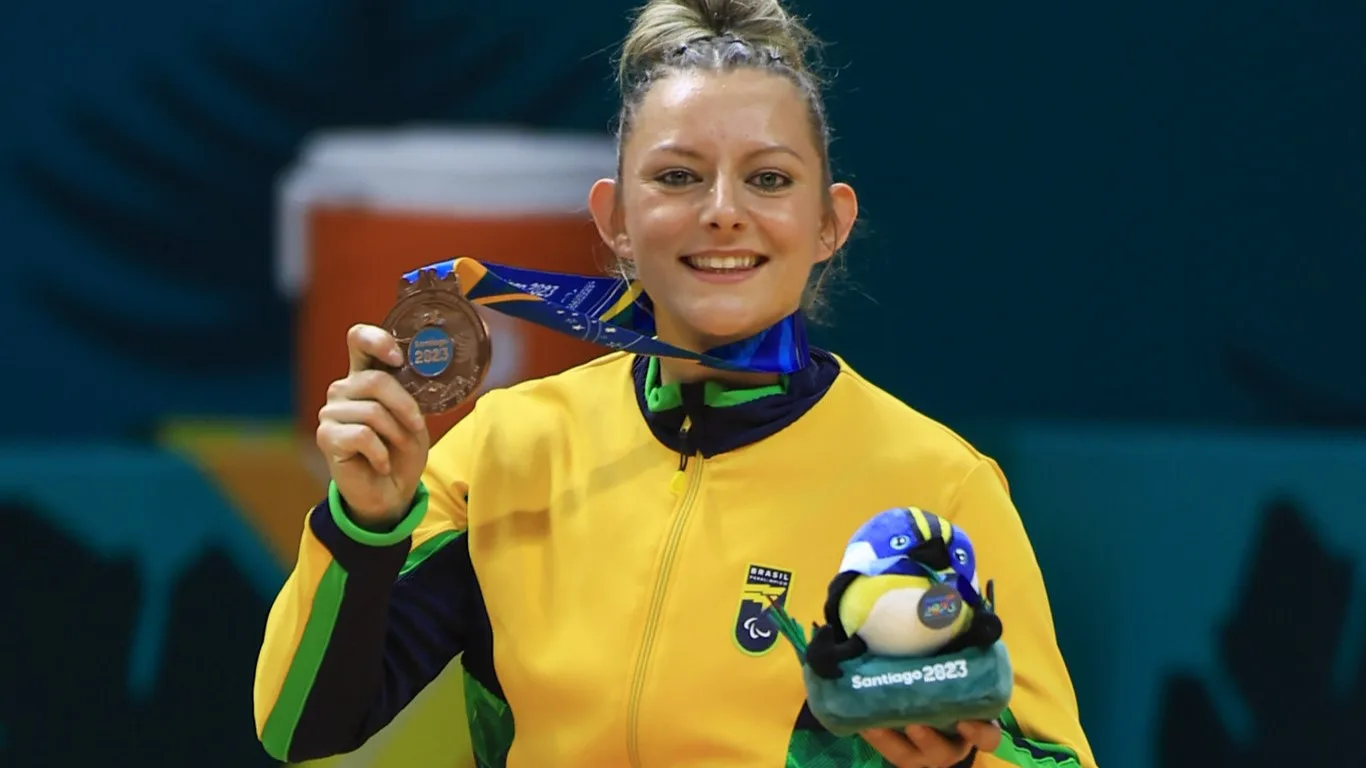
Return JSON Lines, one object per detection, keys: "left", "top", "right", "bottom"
{"left": 768, "top": 507, "right": 1014, "bottom": 737}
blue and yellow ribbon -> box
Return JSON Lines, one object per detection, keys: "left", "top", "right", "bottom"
{"left": 404, "top": 258, "right": 810, "bottom": 374}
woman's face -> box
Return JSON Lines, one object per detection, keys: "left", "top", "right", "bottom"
{"left": 590, "top": 68, "right": 857, "bottom": 351}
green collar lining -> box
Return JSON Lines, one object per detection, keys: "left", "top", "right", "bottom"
{"left": 643, "top": 356, "right": 788, "bottom": 413}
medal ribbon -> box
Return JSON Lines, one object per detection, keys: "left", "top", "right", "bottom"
{"left": 402, "top": 258, "right": 810, "bottom": 374}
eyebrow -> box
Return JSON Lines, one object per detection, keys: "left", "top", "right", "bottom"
{"left": 651, "top": 142, "right": 805, "bottom": 163}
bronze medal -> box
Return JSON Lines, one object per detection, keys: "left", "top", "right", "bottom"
{"left": 381, "top": 269, "right": 492, "bottom": 414}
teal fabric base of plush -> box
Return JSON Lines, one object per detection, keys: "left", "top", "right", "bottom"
{"left": 803, "top": 642, "right": 1013, "bottom": 737}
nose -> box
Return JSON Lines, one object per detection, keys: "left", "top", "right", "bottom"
{"left": 702, "top": 176, "right": 745, "bottom": 231}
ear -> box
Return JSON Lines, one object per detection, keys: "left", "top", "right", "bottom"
{"left": 588, "top": 178, "right": 632, "bottom": 261}
{"left": 816, "top": 182, "right": 859, "bottom": 264}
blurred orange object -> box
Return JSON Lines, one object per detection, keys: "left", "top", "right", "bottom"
{"left": 278, "top": 129, "right": 619, "bottom": 446}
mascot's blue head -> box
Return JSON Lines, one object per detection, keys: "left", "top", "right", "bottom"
{"left": 837, "top": 507, "right": 984, "bottom": 607}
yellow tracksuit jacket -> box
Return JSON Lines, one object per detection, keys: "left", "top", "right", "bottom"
{"left": 254, "top": 349, "right": 1098, "bottom": 767}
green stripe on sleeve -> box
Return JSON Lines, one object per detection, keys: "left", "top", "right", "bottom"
{"left": 400, "top": 529, "right": 464, "bottom": 577}
{"left": 992, "top": 709, "right": 1081, "bottom": 767}
{"left": 463, "top": 668, "right": 516, "bottom": 768}
{"left": 260, "top": 561, "right": 348, "bottom": 761}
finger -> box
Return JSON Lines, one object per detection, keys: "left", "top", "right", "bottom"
{"left": 956, "top": 721, "right": 1003, "bottom": 753}
{"left": 318, "top": 423, "right": 391, "bottom": 475}
{"left": 319, "top": 399, "right": 416, "bottom": 454}
{"left": 903, "top": 725, "right": 971, "bottom": 767}
{"left": 346, "top": 324, "right": 404, "bottom": 373}
{"left": 329, "top": 370, "right": 426, "bottom": 432}
{"left": 859, "top": 728, "right": 924, "bottom": 768}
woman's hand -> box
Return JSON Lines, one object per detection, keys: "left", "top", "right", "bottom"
{"left": 861, "top": 721, "right": 1002, "bottom": 767}
{"left": 315, "top": 324, "right": 431, "bottom": 526}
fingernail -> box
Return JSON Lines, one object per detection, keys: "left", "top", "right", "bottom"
{"left": 388, "top": 348, "right": 404, "bottom": 366}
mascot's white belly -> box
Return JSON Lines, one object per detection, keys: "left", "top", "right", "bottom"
{"left": 841, "top": 576, "right": 974, "bottom": 658}
{"left": 865, "top": 588, "right": 957, "bottom": 657}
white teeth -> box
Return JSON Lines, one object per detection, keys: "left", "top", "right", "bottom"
{"left": 687, "top": 254, "right": 759, "bottom": 270}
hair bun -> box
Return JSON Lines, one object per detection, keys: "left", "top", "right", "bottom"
{"left": 619, "top": 0, "right": 818, "bottom": 83}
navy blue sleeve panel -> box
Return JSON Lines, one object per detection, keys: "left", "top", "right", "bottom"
{"left": 258, "top": 489, "right": 475, "bottom": 762}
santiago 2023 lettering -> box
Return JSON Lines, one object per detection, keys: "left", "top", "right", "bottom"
{"left": 850, "top": 660, "right": 969, "bottom": 690}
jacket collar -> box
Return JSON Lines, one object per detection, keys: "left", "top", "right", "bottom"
{"left": 631, "top": 351, "right": 841, "bottom": 458}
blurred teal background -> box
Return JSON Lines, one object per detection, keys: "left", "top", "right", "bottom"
{"left": 1, "top": 1, "right": 1363, "bottom": 766}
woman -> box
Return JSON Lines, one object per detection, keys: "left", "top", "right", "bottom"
{"left": 253, "top": 0, "right": 1097, "bottom": 766}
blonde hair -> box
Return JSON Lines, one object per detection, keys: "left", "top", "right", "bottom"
{"left": 619, "top": 0, "right": 820, "bottom": 84}
{"left": 612, "top": 0, "right": 846, "bottom": 320}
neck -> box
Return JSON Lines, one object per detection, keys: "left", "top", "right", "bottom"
{"left": 650, "top": 309, "right": 799, "bottom": 387}
{"left": 657, "top": 357, "right": 782, "bottom": 388}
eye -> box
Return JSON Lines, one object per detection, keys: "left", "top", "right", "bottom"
{"left": 656, "top": 169, "right": 699, "bottom": 186}
{"left": 749, "top": 170, "right": 791, "bottom": 191}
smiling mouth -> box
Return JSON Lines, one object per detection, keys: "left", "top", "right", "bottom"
{"left": 681, "top": 253, "right": 769, "bottom": 272}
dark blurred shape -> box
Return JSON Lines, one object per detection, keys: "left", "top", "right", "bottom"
{"left": 0, "top": 499, "right": 276, "bottom": 767}
{"left": 1157, "top": 497, "right": 1366, "bottom": 765}
{"left": 1224, "top": 343, "right": 1366, "bottom": 431}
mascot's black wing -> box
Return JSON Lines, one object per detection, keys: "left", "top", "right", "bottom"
{"left": 939, "top": 579, "right": 1004, "bottom": 654}
{"left": 805, "top": 571, "right": 869, "bottom": 680}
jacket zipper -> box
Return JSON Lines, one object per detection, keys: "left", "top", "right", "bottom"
{"left": 626, "top": 417, "right": 703, "bottom": 767}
